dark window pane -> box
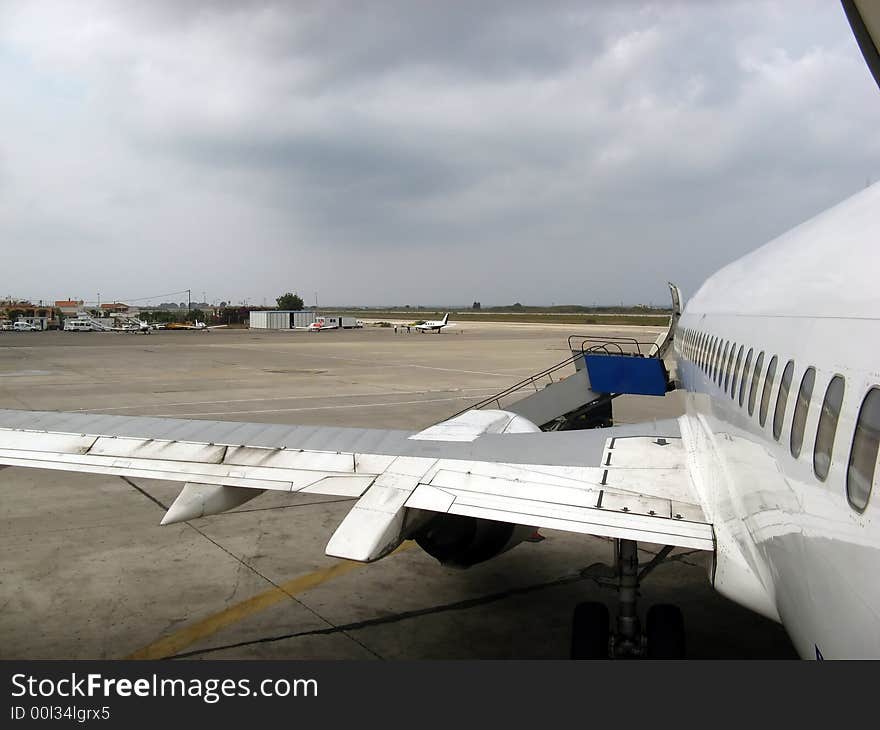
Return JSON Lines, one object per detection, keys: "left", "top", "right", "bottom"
{"left": 759, "top": 355, "right": 778, "bottom": 427}
{"left": 847, "top": 388, "right": 880, "bottom": 512}
{"left": 716, "top": 341, "right": 729, "bottom": 384}
{"left": 773, "top": 360, "right": 795, "bottom": 441}
{"left": 739, "top": 349, "right": 753, "bottom": 407}
{"left": 790, "top": 368, "right": 816, "bottom": 458}
{"left": 814, "top": 375, "right": 845, "bottom": 482}
{"left": 724, "top": 343, "right": 737, "bottom": 393}
{"left": 749, "top": 352, "right": 765, "bottom": 416}
{"left": 731, "top": 345, "right": 744, "bottom": 399}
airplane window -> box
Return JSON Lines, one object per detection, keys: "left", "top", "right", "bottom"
{"left": 814, "top": 375, "right": 845, "bottom": 482}
{"left": 715, "top": 340, "right": 727, "bottom": 383}
{"left": 759, "top": 355, "right": 778, "bottom": 426}
{"left": 748, "top": 352, "right": 765, "bottom": 416}
{"left": 847, "top": 387, "right": 880, "bottom": 512}
{"left": 716, "top": 341, "right": 729, "bottom": 384}
{"left": 790, "top": 367, "right": 816, "bottom": 458}
{"left": 731, "top": 345, "right": 744, "bottom": 399}
{"left": 724, "top": 342, "right": 737, "bottom": 393}
{"left": 773, "top": 360, "right": 795, "bottom": 441}
{"left": 739, "top": 349, "right": 753, "bottom": 406}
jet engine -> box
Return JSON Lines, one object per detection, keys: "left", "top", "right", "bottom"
{"left": 412, "top": 513, "right": 535, "bottom": 568}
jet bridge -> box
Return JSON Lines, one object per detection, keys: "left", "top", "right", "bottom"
{"left": 456, "top": 284, "right": 681, "bottom": 431}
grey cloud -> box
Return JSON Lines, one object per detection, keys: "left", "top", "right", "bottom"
{"left": 1, "top": 0, "right": 878, "bottom": 307}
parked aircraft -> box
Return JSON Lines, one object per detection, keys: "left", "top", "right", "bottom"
{"left": 165, "top": 321, "right": 208, "bottom": 331}
{"left": 0, "top": 1, "right": 877, "bottom": 659}
{"left": 308, "top": 318, "right": 339, "bottom": 332}
{"left": 414, "top": 314, "right": 451, "bottom": 333}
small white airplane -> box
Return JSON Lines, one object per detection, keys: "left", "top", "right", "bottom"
{"left": 0, "top": 1, "right": 877, "bottom": 659}
{"left": 414, "top": 313, "right": 451, "bottom": 333}
{"left": 307, "top": 318, "right": 339, "bottom": 332}
{"left": 165, "top": 320, "right": 209, "bottom": 331}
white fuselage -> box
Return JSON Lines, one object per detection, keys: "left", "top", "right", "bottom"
{"left": 416, "top": 315, "right": 450, "bottom": 332}
{"left": 675, "top": 181, "right": 880, "bottom": 658}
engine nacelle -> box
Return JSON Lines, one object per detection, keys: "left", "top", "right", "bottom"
{"left": 413, "top": 513, "right": 534, "bottom": 568}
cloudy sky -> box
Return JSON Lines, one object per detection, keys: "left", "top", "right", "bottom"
{"left": 1, "top": 1, "right": 878, "bottom": 307}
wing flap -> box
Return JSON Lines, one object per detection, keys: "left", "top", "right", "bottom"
{"left": 407, "top": 464, "right": 713, "bottom": 551}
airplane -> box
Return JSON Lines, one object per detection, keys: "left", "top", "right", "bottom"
{"left": 0, "top": 1, "right": 877, "bottom": 659}
{"left": 165, "top": 320, "right": 209, "bottom": 331}
{"left": 308, "top": 317, "right": 339, "bottom": 332}
{"left": 414, "top": 313, "right": 451, "bottom": 333}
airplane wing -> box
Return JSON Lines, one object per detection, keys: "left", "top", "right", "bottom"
{"left": 0, "top": 408, "right": 713, "bottom": 562}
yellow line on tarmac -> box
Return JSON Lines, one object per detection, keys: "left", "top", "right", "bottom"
{"left": 127, "top": 543, "right": 414, "bottom": 660}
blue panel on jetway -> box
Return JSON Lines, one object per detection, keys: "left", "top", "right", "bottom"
{"left": 584, "top": 354, "right": 668, "bottom": 396}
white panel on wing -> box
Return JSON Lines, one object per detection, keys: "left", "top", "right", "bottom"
{"left": 405, "top": 484, "right": 456, "bottom": 512}
{"left": 355, "top": 480, "right": 417, "bottom": 513}
{"left": 600, "top": 490, "right": 672, "bottom": 518}
{"left": 428, "top": 470, "right": 602, "bottom": 509}
{"left": 354, "top": 454, "right": 397, "bottom": 474}
{"left": 89, "top": 437, "right": 226, "bottom": 464}
{"left": 0, "top": 429, "right": 96, "bottom": 455}
{"left": 602, "top": 437, "right": 685, "bottom": 469}
{"left": 224, "top": 446, "right": 355, "bottom": 473}
{"left": 600, "top": 468, "right": 696, "bottom": 503}
{"left": 433, "top": 460, "right": 599, "bottom": 489}
{"left": 299, "top": 475, "right": 375, "bottom": 497}
{"left": 0, "top": 451, "right": 291, "bottom": 490}
{"left": 671, "top": 500, "right": 708, "bottom": 523}
{"left": 445, "top": 497, "right": 714, "bottom": 551}
{"left": 386, "top": 456, "right": 437, "bottom": 478}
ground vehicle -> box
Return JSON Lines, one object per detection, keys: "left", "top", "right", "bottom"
{"left": 64, "top": 319, "right": 94, "bottom": 332}
{"left": 0, "top": 320, "right": 13, "bottom": 331}
{"left": 13, "top": 321, "right": 39, "bottom": 332}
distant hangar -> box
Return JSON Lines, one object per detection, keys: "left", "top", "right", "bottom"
{"left": 249, "top": 310, "right": 318, "bottom": 329}
{"left": 248, "top": 311, "right": 362, "bottom": 330}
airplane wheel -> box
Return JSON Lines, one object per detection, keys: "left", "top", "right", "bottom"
{"left": 646, "top": 604, "right": 685, "bottom": 658}
{"left": 571, "top": 602, "right": 609, "bottom": 659}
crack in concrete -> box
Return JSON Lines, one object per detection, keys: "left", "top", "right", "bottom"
{"left": 119, "top": 475, "right": 382, "bottom": 659}
{"left": 170, "top": 569, "right": 592, "bottom": 659}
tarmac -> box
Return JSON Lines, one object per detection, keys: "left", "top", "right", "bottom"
{"left": 0, "top": 324, "right": 797, "bottom": 659}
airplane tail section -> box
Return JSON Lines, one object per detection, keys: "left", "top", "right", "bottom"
{"left": 442, "top": 313, "right": 449, "bottom": 325}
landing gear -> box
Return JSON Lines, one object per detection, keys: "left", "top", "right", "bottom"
{"left": 571, "top": 602, "right": 609, "bottom": 659}
{"left": 646, "top": 604, "right": 685, "bottom": 658}
{"left": 571, "top": 539, "right": 686, "bottom": 659}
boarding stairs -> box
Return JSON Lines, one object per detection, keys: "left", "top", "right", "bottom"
{"left": 109, "top": 315, "right": 145, "bottom": 331}
{"left": 454, "top": 284, "right": 682, "bottom": 431}
{"left": 70, "top": 313, "right": 114, "bottom": 331}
